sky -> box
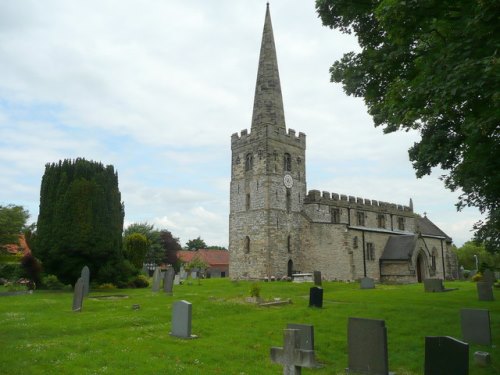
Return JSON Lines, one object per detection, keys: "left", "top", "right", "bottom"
{"left": 0, "top": 0, "right": 483, "bottom": 248}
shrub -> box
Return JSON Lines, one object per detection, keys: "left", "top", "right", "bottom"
{"left": 131, "top": 275, "right": 149, "bottom": 288}
{"left": 249, "top": 283, "right": 261, "bottom": 298}
{"left": 41, "top": 274, "right": 66, "bottom": 290}
{"left": 96, "top": 283, "right": 117, "bottom": 290}
{"left": 0, "top": 264, "right": 22, "bottom": 280}
{"left": 471, "top": 273, "right": 483, "bottom": 282}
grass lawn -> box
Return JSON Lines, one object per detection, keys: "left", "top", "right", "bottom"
{"left": 0, "top": 279, "right": 498, "bottom": 374}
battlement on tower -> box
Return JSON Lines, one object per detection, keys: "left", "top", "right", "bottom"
{"left": 304, "top": 189, "right": 413, "bottom": 213}
{"left": 231, "top": 126, "right": 306, "bottom": 149}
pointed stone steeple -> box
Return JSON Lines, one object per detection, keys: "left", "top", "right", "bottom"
{"left": 251, "top": 3, "right": 286, "bottom": 132}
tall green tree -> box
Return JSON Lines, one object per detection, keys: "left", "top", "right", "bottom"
{"left": 186, "top": 236, "right": 207, "bottom": 251}
{"left": 0, "top": 205, "right": 30, "bottom": 247}
{"left": 316, "top": 0, "right": 499, "bottom": 252}
{"left": 158, "top": 229, "right": 182, "bottom": 269}
{"left": 455, "top": 241, "right": 500, "bottom": 270}
{"left": 35, "top": 158, "right": 128, "bottom": 285}
{"left": 124, "top": 233, "right": 149, "bottom": 269}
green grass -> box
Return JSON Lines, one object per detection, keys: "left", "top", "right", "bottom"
{"left": 0, "top": 280, "right": 498, "bottom": 374}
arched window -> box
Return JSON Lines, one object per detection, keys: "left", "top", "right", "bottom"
{"left": 353, "top": 236, "right": 358, "bottom": 249}
{"left": 244, "top": 236, "right": 250, "bottom": 253}
{"left": 286, "top": 188, "right": 291, "bottom": 213}
{"left": 284, "top": 153, "right": 291, "bottom": 172}
{"left": 246, "top": 193, "right": 250, "bottom": 211}
{"left": 245, "top": 153, "right": 253, "bottom": 171}
{"left": 431, "top": 248, "right": 437, "bottom": 270}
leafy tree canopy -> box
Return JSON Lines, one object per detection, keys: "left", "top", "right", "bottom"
{"left": 454, "top": 240, "right": 500, "bottom": 270}
{"left": 0, "top": 205, "right": 30, "bottom": 247}
{"left": 316, "top": 0, "right": 499, "bottom": 252}
{"left": 186, "top": 236, "right": 207, "bottom": 251}
{"left": 124, "top": 233, "right": 149, "bottom": 269}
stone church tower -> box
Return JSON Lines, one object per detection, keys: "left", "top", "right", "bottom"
{"left": 229, "top": 4, "right": 307, "bottom": 279}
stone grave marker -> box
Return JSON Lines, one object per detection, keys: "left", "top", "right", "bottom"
{"left": 309, "top": 287, "right": 323, "bottom": 308}
{"left": 424, "top": 278, "right": 444, "bottom": 292}
{"left": 482, "top": 269, "right": 494, "bottom": 286}
{"left": 476, "top": 282, "right": 494, "bottom": 301}
{"left": 81, "top": 265, "right": 90, "bottom": 296}
{"left": 286, "top": 324, "right": 314, "bottom": 351}
{"left": 170, "top": 300, "right": 197, "bottom": 339}
{"left": 424, "top": 336, "right": 469, "bottom": 375}
{"left": 313, "top": 271, "right": 322, "bottom": 286}
{"left": 460, "top": 308, "right": 491, "bottom": 345}
{"left": 72, "top": 277, "right": 84, "bottom": 312}
{"left": 347, "top": 317, "right": 392, "bottom": 375}
{"left": 152, "top": 267, "right": 161, "bottom": 292}
{"left": 174, "top": 274, "right": 180, "bottom": 285}
{"left": 270, "top": 328, "right": 316, "bottom": 375}
{"left": 163, "top": 267, "right": 175, "bottom": 295}
{"left": 360, "top": 277, "right": 375, "bottom": 289}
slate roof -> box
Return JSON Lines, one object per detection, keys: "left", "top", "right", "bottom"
{"left": 417, "top": 216, "right": 452, "bottom": 241}
{"left": 380, "top": 235, "right": 417, "bottom": 260}
{"left": 2, "top": 234, "right": 31, "bottom": 255}
{"left": 177, "top": 249, "right": 229, "bottom": 266}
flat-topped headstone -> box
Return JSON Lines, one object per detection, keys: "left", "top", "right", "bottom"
{"left": 309, "top": 287, "right": 323, "bottom": 308}
{"left": 424, "top": 278, "right": 444, "bottom": 292}
{"left": 270, "top": 329, "right": 316, "bottom": 375}
{"left": 170, "top": 300, "right": 197, "bottom": 339}
{"left": 347, "top": 317, "right": 392, "bottom": 375}
{"left": 460, "top": 308, "right": 491, "bottom": 345}
{"left": 476, "top": 282, "right": 494, "bottom": 301}
{"left": 72, "top": 277, "right": 84, "bottom": 312}
{"left": 81, "top": 266, "right": 90, "bottom": 296}
{"left": 425, "top": 336, "right": 469, "bottom": 375}
{"left": 164, "top": 267, "right": 175, "bottom": 295}
{"left": 313, "top": 271, "right": 322, "bottom": 286}
{"left": 151, "top": 267, "right": 161, "bottom": 292}
{"left": 482, "top": 269, "right": 494, "bottom": 286}
{"left": 360, "top": 277, "right": 375, "bottom": 289}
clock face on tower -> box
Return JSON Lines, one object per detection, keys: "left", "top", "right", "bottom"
{"left": 283, "top": 174, "right": 293, "bottom": 188}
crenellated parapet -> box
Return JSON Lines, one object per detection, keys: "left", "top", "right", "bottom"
{"left": 304, "top": 189, "right": 413, "bottom": 213}
{"left": 231, "top": 127, "right": 306, "bottom": 149}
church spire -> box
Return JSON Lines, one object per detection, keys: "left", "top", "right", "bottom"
{"left": 251, "top": 3, "right": 286, "bottom": 132}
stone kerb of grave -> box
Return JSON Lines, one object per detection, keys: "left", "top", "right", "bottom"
{"left": 270, "top": 328, "right": 317, "bottom": 375}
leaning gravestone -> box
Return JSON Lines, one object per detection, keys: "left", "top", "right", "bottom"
{"left": 460, "top": 308, "right": 492, "bottom": 345}
{"left": 424, "top": 278, "right": 444, "bottom": 292}
{"left": 360, "top": 277, "right": 375, "bottom": 289}
{"left": 424, "top": 336, "right": 469, "bottom": 375}
{"left": 313, "top": 271, "right": 322, "bottom": 286}
{"left": 164, "top": 267, "right": 175, "bottom": 295}
{"left": 81, "top": 265, "right": 90, "bottom": 296}
{"left": 270, "top": 328, "right": 316, "bottom": 375}
{"left": 151, "top": 267, "right": 161, "bottom": 292}
{"left": 476, "top": 282, "right": 494, "bottom": 301}
{"left": 309, "top": 287, "right": 323, "bottom": 308}
{"left": 170, "top": 300, "right": 197, "bottom": 339}
{"left": 72, "top": 277, "right": 84, "bottom": 312}
{"left": 347, "top": 317, "right": 392, "bottom": 375}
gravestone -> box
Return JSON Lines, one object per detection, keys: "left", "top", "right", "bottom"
{"left": 170, "top": 300, "right": 197, "bottom": 339}
{"left": 424, "top": 278, "right": 444, "bottom": 292}
{"left": 313, "top": 271, "right": 322, "bottom": 286}
{"left": 482, "top": 269, "right": 494, "bottom": 286}
{"left": 81, "top": 265, "right": 90, "bottom": 296}
{"left": 309, "top": 287, "right": 323, "bottom": 308}
{"left": 287, "top": 324, "right": 314, "bottom": 351}
{"left": 460, "top": 308, "right": 491, "bottom": 345}
{"left": 163, "top": 267, "right": 175, "bottom": 295}
{"left": 360, "top": 277, "right": 375, "bottom": 289}
{"left": 424, "top": 336, "right": 469, "bottom": 375}
{"left": 270, "top": 329, "right": 316, "bottom": 375}
{"left": 476, "top": 282, "right": 494, "bottom": 301}
{"left": 151, "top": 267, "right": 161, "bottom": 292}
{"left": 72, "top": 277, "right": 84, "bottom": 312}
{"left": 347, "top": 317, "right": 391, "bottom": 375}
{"left": 174, "top": 274, "right": 180, "bottom": 285}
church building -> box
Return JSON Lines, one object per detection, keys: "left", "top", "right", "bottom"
{"left": 228, "top": 5, "right": 458, "bottom": 283}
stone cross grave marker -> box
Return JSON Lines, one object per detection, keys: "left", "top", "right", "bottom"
{"left": 476, "top": 282, "right": 494, "bottom": 301}
{"left": 72, "top": 277, "right": 84, "bottom": 312}
{"left": 424, "top": 336, "right": 469, "bottom": 375}
{"left": 424, "top": 278, "right": 444, "bottom": 292}
{"left": 81, "top": 265, "right": 90, "bottom": 296}
{"left": 309, "top": 287, "right": 323, "bottom": 308}
{"left": 460, "top": 308, "right": 492, "bottom": 346}
{"left": 360, "top": 277, "right": 375, "bottom": 289}
{"left": 151, "top": 267, "right": 161, "bottom": 292}
{"left": 286, "top": 323, "right": 321, "bottom": 368}
{"left": 313, "top": 271, "right": 322, "bottom": 286}
{"left": 270, "top": 328, "right": 316, "bottom": 375}
{"left": 170, "top": 300, "right": 197, "bottom": 339}
{"left": 164, "top": 267, "right": 175, "bottom": 295}
{"left": 347, "top": 317, "right": 393, "bottom": 375}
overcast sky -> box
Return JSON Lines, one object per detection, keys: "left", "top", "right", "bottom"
{"left": 0, "top": 0, "right": 483, "bottom": 248}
